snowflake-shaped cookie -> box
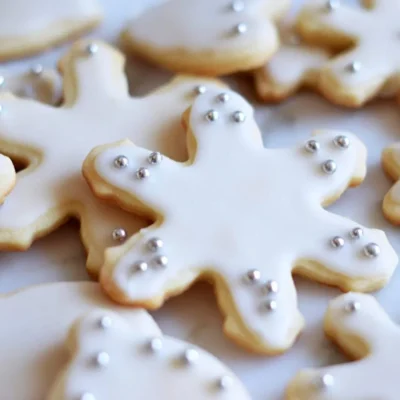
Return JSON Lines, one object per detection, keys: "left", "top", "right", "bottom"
{"left": 84, "top": 87, "right": 397, "bottom": 354}
{"left": 122, "top": 0, "right": 290, "bottom": 76}
{"left": 287, "top": 292, "right": 400, "bottom": 400}
{"left": 0, "top": 154, "right": 15, "bottom": 203}
{"left": 48, "top": 309, "right": 250, "bottom": 400}
{"left": 0, "top": 39, "right": 222, "bottom": 276}
{"left": 297, "top": 0, "right": 400, "bottom": 107}
{"left": 0, "top": 0, "right": 102, "bottom": 60}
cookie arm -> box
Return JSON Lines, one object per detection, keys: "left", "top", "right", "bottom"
{"left": 382, "top": 144, "right": 400, "bottom": 224}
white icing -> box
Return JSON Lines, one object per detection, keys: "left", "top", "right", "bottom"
{"left": 287, "top": 292, "right": 400, "bottom": 400}
{"left": 298, "top": 0, "right": 400, "bottom": 103}
{"left": 47, "top": 310, "right": 250, "bottom": 400}
{"left": 0, "top": 40, "right": 222, "bottom": 275}
{"left": 91, "top": 88, "right": 398, "bottom": 353}
{"left": 0, "top": 154, "right": 15, "bottom": 202}
{"left": 0, "top": 282, "right": 157, "bottom": 400}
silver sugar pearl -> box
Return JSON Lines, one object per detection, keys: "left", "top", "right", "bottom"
{"left": 112, "top": 228, "right": 127, "bottom": 242}
{"left": 205, "top": 109, "right": 219, "bottom": 122}
{"left": 350, "top": 227, "right": 363, "bottom": 239}
{"left": 317, "top": 373, "right": 334, "bottom": 389}
{"left": 136, "top": 167, "right": 150, "bottom": 180}
{"left": 183, "top": 348, "right": 199, "bottom": 365}
{"left": 80, "top": 393, "right": 96, "bottom": 400}
{"left": 0, "top": 76, "right": 5, "bottom": 87}
{"left": 148, "top": 151, "right": 163, "bottom": 165}
{"left": 305, "top": 139, "right": 320, "bottom": 153}
{"left": 364, "top": 243, "right": 380, "bottom": 258}
{"left": 231, "top": 0, "right": 244, "bottom": 12}
{"left": 331, "top": 236, "right": 345, "bottom": 249}
{"left": 86, "top": 43, "right": 99, "bottom": 55}
{"left": 217, "top": 375, "right": 233, "bottom": 390}
{"left": 114, "top": 155, "right": 129, "bottom": 169}
{"left": 234, "top": 23, "right": 248, "bottom": 34}
{"left": 334, "top": 135, "right": 350, "bottom": 149}
{"left": 344, "top": 300, "right": 361, "bottom": 313}
{"left": 147, "top": 237, "right": 163, "bottom": 252}
{"left": 347, "top": 61, "right": 361, "bottom": 73}
{"left": 325, "top": 0, "right": 340, "bottom": 11}
{"left": 99, "top": 316, "right": 113, "bottom": 329}
{"left": 149, "top": 337, "right": 163, "bottom": 352}
{"left": 95, "top": 351, "right": 110, "bottom": 367}
{"left": 321, "top": 160, "right": 337, "bottom": 174}
{"left": 264, "top": 300, "right": 278, "bottom": 312}
{"left": 153, "top": 255, "right": 168, "bottom": 268}
{"left": 194, "top": 85, "right": 207, "bottom": 95}
{"left": 232, "top": 111, "right": 246, "bottom": 123}
{"left": 263, "top": 280, "right": 279, "bottom": 294}
{"left": 133, "top": 261, "right": 148, "bottom": 273}
{"left": 245, "top": 269, "right": 261, "bottom": 283}
{"left": 217, "top": 92, "right": 230, "bottom": 103}
{"left": 30, "top": 64, "right": 44, "bottom": 76}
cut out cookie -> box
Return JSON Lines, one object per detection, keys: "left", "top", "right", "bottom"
{"left": 296, "top": 0, "right": 400, "bottom": 107}
{"left": 286, "top": 292, "right": 400, "bottom": 400}
{"left": 0, "top": 154, "right": 15, "bottom": 203}
{"left": 0, "top": 40, "right": 222, "bottom": 277}
{"left": 0, "top": 0, "right": 102, "bottom": 60}
{"left": 0, "top": 282, "right": 156, "bottom": 400}
{"left": 84, "top": 87, "right": 397, "bottom": 354}
{"left": 122, "top": 0, "right": 290, "bottom": 76}
{"left": 48, "top": 310, "right": 250, "bottom": 400}
{"left": 0, "top": 66, "right": 62, "bottom": 105}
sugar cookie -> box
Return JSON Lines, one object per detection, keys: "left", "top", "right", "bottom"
{"left": 122, "top": 0, "right": 290, "bottom": 76}
{"left": 0, "top": 40, "right": 222, "bottom": 277}
{"left": 286, "top": 292, "right": 400, "bottom": 400}
{"left": 0, "top": 0, "right": 102, "bottom": 60}
{"left": 0, "top": 282, "right": 157, "bottom": 400}
{"left": 48, "top": 309, "right": 250, "bottom": 400}
{"left": 0, "top": 154, "right": 15, "bottom": 203}
{"left": 296, "top": 0, "right": 400, "bottom": 107}
{"left": 84, "top": 87, "right": 397, "bottom": 354}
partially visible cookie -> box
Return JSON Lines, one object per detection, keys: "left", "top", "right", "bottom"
{"left": 286, "top": 292, "right": 399, "bottom": 399}
{"left": 0, "top": 154, "right": 15, "bottom": 203}
{"left": 47, "top": 309, "right": 250, "bottom": 400}
{"left": 296, "top": 0, "right": 400, "bottom": 107}
{"left": 0, "top": 0, "right": 102, "bottom": 60}
{"left": 122, "top": 0, "right": 290, "bottom": 76}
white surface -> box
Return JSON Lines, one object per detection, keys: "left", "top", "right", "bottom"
{"left": 1, "top": 0, "right": 399, "bottom": 399}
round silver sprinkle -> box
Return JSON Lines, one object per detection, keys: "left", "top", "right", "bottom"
{"left": 263, "top": 280, "right": 279, "bottom": 294}
{"left": 114, "top": 155, "right": 129, "bottom": 169}
{"left": 136, "top": 167, "right": 150, "bottom": 180}
{"left": 99, "top": 316, "right": 112, "bottom": 329}
{"left": 264, "top": 300, "right": 278, "bottom": 312}
{"left": 347, "top": 61, "right": 361, "bottom": 73}
{"left": 364, "top": 243, "right": 380, "bottom": 258}
{"left": 148, "top": 151, "right": 163, "bottom": 165}
{"left": 147, "top": 237, "right": 163, "bottom": 252}
{"left": 183, "top": 348, "right": 199, "bottom": 365}
{"left": 344, "top": 300, "right": 361, "bottom": 313}
{"left": 231, "top": 0, "right": 244, "bottom": 12}
{"left": 30, "top": 64, "right": 44, "bottom": 76}
{"left": 317, "top": 373, "right": 334, "bottom": 389}
{"left": 217, "top": 92, "right": 230, "bottom": 103}
{"left": 80, "top": 393, "right": 96, "bottom": 400}
{"left": 245, "top": 269, "right": 261, "bottom": 283}
{"left": 133, "top": 261, "right": 148, "bottom": 273}
{"left": 95, "top": 351, "right": 110, "bottom": 367}
{"left": 149, "top": 337, "right": 163, "bottom": 352}
{"left": 305, "top": 139, "right": 320, "bottom": 153}
{"left": 325, "top": 0, "right": 340, "bottom": 11}
{"left": 194, "top": 85, "right": 207, "bottom": 95}
{"left": 321, "top": 160, "right": 337, "bottom": 174}
{"left": 234, "top": 23, "right": 248, "bottom": 34}
{"left": 334, "top": 135, "right": 350, "bottom": 149}
{"left": 217, "top": 375, "right": 233, "bottom": 390}
{"left": 205, "top": 109, "right": 219, "bottom": 122}
{"left": 232, "top": 111, "right": 246, "bottom": 123}
{"left": 331, "top": 236, "right": 345, "bottom": 249}
{"left": 350, "top": 227, "right": 363, "bottom": 239}
{"left": 86, "top": 43, "right": 99, "bottom": 55}
{"left": 112, "top": 228, "right": 127, "bottom": 242}
{"left": 153, "top": 255, "right": 168, "bottom": 268}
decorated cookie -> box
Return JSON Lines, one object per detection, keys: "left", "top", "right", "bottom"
{"left": 0, "top": 40, "right": 222, "bottom": 276}
{"left": 286, "top": 292, "right": 400, "bottom": 399}
{"left": 122, "top": 0, "right": 291, "bottom": 76}
{"left": 254, "top": 30, "right": 330, "bottom": 102}
{"left": 0, "top": 0, "right": 102, "bottom": 60}
{"left": 296, "top": 0, "right": 400, "bottom": 107}
{"left": 0, "top": 154, "right": 15, "bottom": 203}
{"left": 0, "top": 66, "right": 62, "bottom": 105}
{"left": 0, "top": 282, "right": 158, "bottom": 400}
{"left": 48, "top": 310, "right": 250, "bottom": 400}
{"left": 84, "top": 87, "right": 397, "bottom": 354}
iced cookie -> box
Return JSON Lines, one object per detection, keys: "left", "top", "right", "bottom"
{"left": 122, "top": 0, "right": 291, "bottom": 76}
{"left": 254, "top": 30, "right": 330, "bottom": 102}
{"left": 48, "top": 310, "right": 250, "bottom": 400}
{"left": 0, "top": 154, "right": 15, "bottom": 203}
{"left": 0, "top": 0, "right": 102, "bottom": 60}
{"left": 0, "top": 40, "right": 222, "bottom": 277}
{"left": 0, "top": 65, "right": 62, "bottom": 105}
{"left": 83, "top": 87, "right": 397, "bottom": 354}
{"left": 0, "top": 282, "right": 158, "bottom": 400}
{"left": 286, "top": 292, "right": 400, "bottom": 399}
{"left": 296, "top": 0, "right": 400, "bottom": 107}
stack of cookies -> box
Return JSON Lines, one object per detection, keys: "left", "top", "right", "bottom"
{"left": 0, "top": 0, "right": 399, "bottom": 398}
